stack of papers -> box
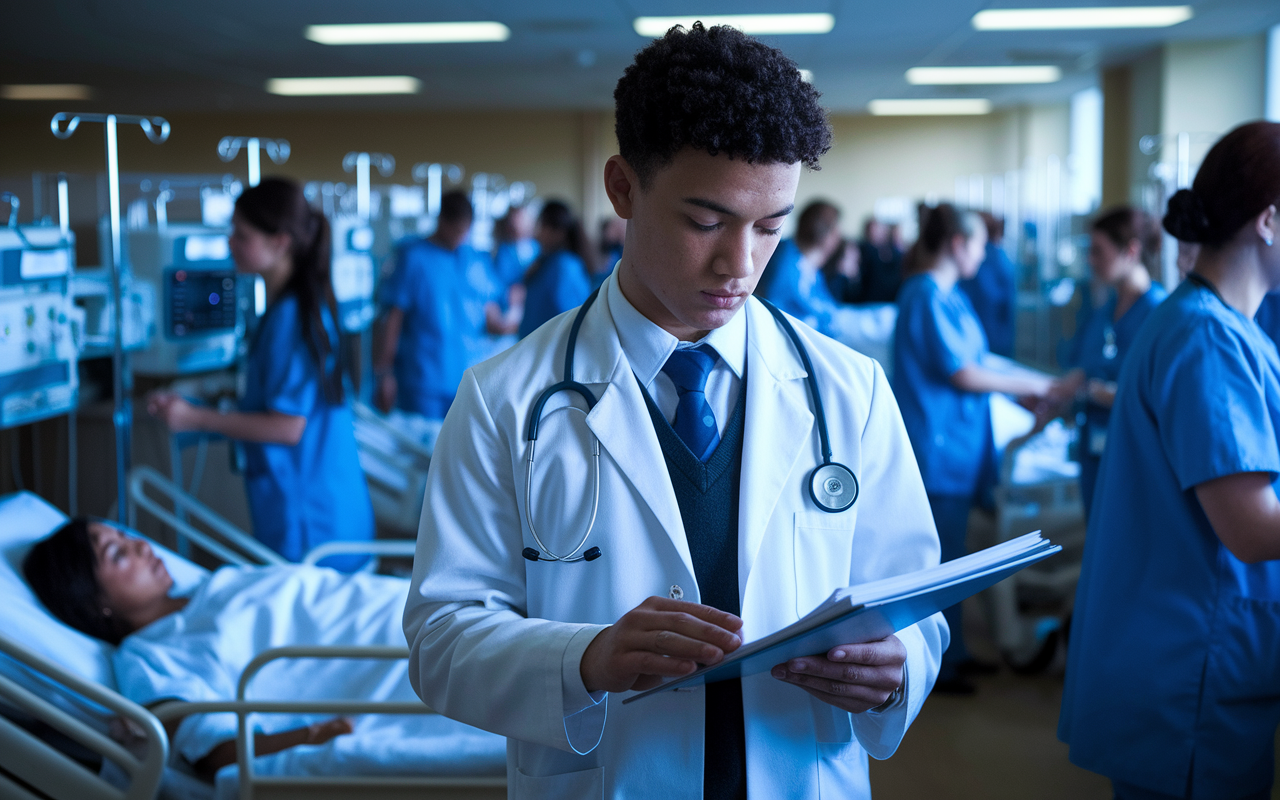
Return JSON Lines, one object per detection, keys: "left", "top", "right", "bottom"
{"left": 624, "top": 531, "right": 1059, "bottom": 703}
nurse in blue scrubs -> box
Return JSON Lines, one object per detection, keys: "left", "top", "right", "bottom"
{"left": 517, "top": 199, "right": 592, "bottom": 338}
{"left": 373, "top": 190, "right": 476, "bottom": 417}
{"left": 758, "top": 200, "right": 845, "bottom": 335}
{"left": 959, "top": 214, "right": 1017, "bottom": 357}
{"left": 148, "top": 178, "right": 373, "bottom": 570}
{"left": 1060, "top": 121, "right": 1280, "bottom": 800}
{"left": 1052, "top": 207, "right": 1166, "bottom": 517}
{"left": 893, "top": 203, "right": 1055, "bottom": 693}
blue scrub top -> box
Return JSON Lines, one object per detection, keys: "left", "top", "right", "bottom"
{"left": 1060, "top": 279, "right": 1280, "bottom": 797}
{"left": 1255, "top": 290, "right": 1280, "bottom": 349}
{"left": 892, "top": 273, "right": 994, "bottom": 498}
{"left": 240, "top": 293, "right": 373, "bottom": 570}
{"left": 518, "top": 249, "right": 591, "bottom": 338}
{"left": 1067, "top": 284, "right": 1167, "bottom": 513}
{"left": 758, "top": 239, "right": 839, "bottom": 337}
{"left": 380, "top": 238, "right": 472, "bottom": 418}
{"left": 493, "top": 239, "right": 539, "bottom": 290}
{"left": 959, "top": 242, "right": 1017, "bottom": 357}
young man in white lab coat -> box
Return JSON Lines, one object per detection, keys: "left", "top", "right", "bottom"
{"left": 403, "top": 22, "right": 947, "bottom": 800}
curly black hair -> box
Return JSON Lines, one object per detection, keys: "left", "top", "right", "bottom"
{"left": 615, "top": 22, "right": 832, "bottom": 186}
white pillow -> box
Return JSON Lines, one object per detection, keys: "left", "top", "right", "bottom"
{"left": 0, "top": 491, "right": 209, "bottom": 691}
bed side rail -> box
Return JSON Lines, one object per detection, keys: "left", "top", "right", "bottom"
{"left": 127, "top": 466, "right": 285, "bottom": 567}
{"left": 0, "top": 633, "right": 167, "bottom": 800}
{"left": 149, "top": 646, "right": 465, "bottom": 800}
{"left": 301, "top": 539, "right": 418, "bottom": 566}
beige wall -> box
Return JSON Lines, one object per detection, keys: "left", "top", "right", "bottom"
{"left": 794, "top": 105, "right": 1069, "bottom": 238}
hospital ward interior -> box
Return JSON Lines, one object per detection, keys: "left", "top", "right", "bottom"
{"left": 2, "top": 2, "right": 1280, "bottom": 799}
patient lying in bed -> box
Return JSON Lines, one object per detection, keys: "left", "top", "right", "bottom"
{"left": 22, "top": 518, "right": 505, "bottom": 784}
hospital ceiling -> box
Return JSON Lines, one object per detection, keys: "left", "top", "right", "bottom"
{"left": 2, "top": 0, "right": 1278, "bottom": 114}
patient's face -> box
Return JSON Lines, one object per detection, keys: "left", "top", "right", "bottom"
{"left": 89, "top": 524, "right": 174, "bottom": 621}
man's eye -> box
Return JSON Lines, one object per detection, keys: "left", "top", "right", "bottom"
{"left": 690, "top": 220, "right": 720, "bottom": 232}
{"left": 759, "top": 226, "right": 783, "bottom": 236}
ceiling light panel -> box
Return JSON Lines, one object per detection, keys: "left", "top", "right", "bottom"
{"left": 1, "top": 84, "right": 93, "bottom": 100}
{"left": 266, "top": 76, "right": 422, "bottom": 96}
{"left": 869, "top": 99, "right": 993, "bottom": 116}
{"left": 633, "top": 14, "right": 835, "bottom": 37}
{"left": 971, "top": 6, "right": 1193, "bottom": 30}
{"left": 305, "top": 22, "right": 511, "bottom": 44}
{"left": 906, "top": 66, "right": 1062, "bottom": 84}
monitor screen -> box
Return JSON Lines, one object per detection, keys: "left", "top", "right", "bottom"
{"left": 168, "top": 268, "right": 237, "bottom": 337}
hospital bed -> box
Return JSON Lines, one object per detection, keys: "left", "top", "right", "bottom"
{"left": 0, "top": 487, "right": 506, "bottom": 800}
{"left": 984, "top": 395, "right": 1087, "bottom": 673}
{"left": 351, "top": 402, "right": 439, "bottom": 536}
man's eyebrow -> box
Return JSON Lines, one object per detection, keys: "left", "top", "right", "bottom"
{"left": 683, "top": 198, "right": 795, "bottom": 220}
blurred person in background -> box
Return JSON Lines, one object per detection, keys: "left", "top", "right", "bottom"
{"left": 823, "top": 238, "right": 862, "bottom": 304}
{"left": 860, "top": 216, "right": 904, "bottom": 302}
{"left": 517, "top": 199, "right": 593, "bottom": 338}
{"left": 148, "top": 178, "right": 372, "bottom": 570}
{"left": 893, "top": 202, "right": 1056, "bottom": 694}
{"left": 1047, "top": 207, "right": 1166, "bottom": 518}
{"left": 959, "top": 213, "right": 1017, "bottom": 358}
{"left": 595, "top": 215, "right": 627, "bottom": 289}
{"left": 756, "top": 199, "right": 845, "bottom": 334}
{"left": 373, "top": 190, "right": 476, "bottom": 418}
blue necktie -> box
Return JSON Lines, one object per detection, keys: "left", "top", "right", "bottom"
{"left": 662, "top": 345, "right": 720, "bottom": 462}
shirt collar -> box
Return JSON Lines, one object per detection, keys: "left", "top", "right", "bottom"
{"left": 604, "top": 272, "right": 747, "bottom": 389}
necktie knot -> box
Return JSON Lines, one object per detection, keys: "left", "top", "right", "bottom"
{"left": 662, "top": 345, "right": 717, "bottom": 396}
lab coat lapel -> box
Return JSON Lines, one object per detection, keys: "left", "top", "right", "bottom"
{"left": 739, "top": 298, "right": 814, "bottom": 591}
{"left": 576, "top": 292, "right": 697, "bottom": 580}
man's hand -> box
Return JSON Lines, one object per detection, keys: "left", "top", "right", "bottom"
{"left": 771, "top": 635, "right": 906, "bottom": 713}
{"left": 581, "top": 597, "right": 743, "bottom": 694}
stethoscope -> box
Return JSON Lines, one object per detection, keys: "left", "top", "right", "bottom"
{"left": 521, "top": 289, "right": 859, "bottom": 564}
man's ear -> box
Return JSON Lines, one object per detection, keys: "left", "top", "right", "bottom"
{"left": 604, "top": 155, "right": 639, "bottom": 220}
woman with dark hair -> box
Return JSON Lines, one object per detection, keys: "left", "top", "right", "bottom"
{"left": 892, "top": 202, "right": 1055, "bottom": 694}
{"left": 1050, "top": 206, "right": 1166, "bottom": 517}
{"left": 22, "top": 517, "right": 503, "bottom": 780}
{"left": 1060, "top": 121, "right": 1280, "bottom": 799}
{"left": 516, "top": 199, "right": 592, "bottom": 337}
{"left": 757, "top": 199, "right": 845, "bottom": 333}
{"left": 147, "top": 177, "right": 373, "bottom": 569}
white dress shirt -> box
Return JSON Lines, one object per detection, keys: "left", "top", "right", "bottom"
{"left": 606, "top": 278, "right": 746, "bottom": 436}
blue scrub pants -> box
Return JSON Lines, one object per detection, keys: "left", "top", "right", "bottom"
{"left": 928, "top": 493, "right": 973, "bottom": 675}
{"left": 1112, "top": 781, "right": 1269, "bottom": 800}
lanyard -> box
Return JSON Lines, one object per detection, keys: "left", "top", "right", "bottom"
{"left": 1185, "top": 272, "right": 1228, "bottom": 306}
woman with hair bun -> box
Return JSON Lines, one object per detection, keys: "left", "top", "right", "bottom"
{"left": 1060, "top": 121, "right": 1280, "bottom": 799}
{"left": 147, "top": 177, "right": 374, "bottom": 570}
{"left": 1052, "top": 206, "right": 1167, "bottom": 517}
{"left": 892, "top": 202, "right": 1055, "bottom": 694}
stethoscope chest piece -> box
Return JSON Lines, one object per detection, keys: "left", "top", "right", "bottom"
{"left": 809, "top": 462, "right": 859, "bottom": 513}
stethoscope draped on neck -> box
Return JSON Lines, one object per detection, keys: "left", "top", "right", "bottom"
{"left": 521, "top": 288, "right": 859, "bottom": 565}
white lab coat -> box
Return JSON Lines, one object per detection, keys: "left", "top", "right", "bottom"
{"left": 404, "top": 273, "right": 946, "bottom": 799}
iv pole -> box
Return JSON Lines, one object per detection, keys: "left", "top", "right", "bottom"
{"left": 51, "top": 112, "right": 170, "bottom": 523}
{"left": 217, "top": 137, "right": 290, "bottom": 188}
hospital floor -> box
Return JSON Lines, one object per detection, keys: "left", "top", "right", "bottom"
{"left": 869, "top": 511, "right": 1280, "bottom": 800}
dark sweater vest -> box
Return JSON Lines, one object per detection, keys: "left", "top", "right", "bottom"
{"left": 643, "top": 378, "right": 748, "bottom": 800}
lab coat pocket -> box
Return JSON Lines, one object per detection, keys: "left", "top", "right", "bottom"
{"left": 811, "top": 696, "right": 855, "bottom": 744}
{"left": 514, "top": 765, "right": 604, "bottom": 799}
{"left": 794, "top": 517, "right": 856, "bottom": 618}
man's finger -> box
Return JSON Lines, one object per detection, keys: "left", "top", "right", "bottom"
{"left": 639, "top": 597, "right": 743, "bottom": 631}
{"left": 826, "top": 636, "right": 906, "bottom": 666}
{"left": 771, "top": 669, "right": 890, "bottom": 703}
{"left": 639, "top": 610, "right": 743, "bottom": 654}
{"left": 621, "top": 626, "right": 729, "bottom": 663}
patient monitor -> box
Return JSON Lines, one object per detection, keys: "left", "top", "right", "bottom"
{"left": 128, "top": 224, "right": 249, "bottom": 376}
{"left": 0, "top": 224, "right": 82, "bottom": 429}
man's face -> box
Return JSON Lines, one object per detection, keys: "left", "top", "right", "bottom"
{"left": 607, "top": 148, "right": 801, "bottom": 341}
